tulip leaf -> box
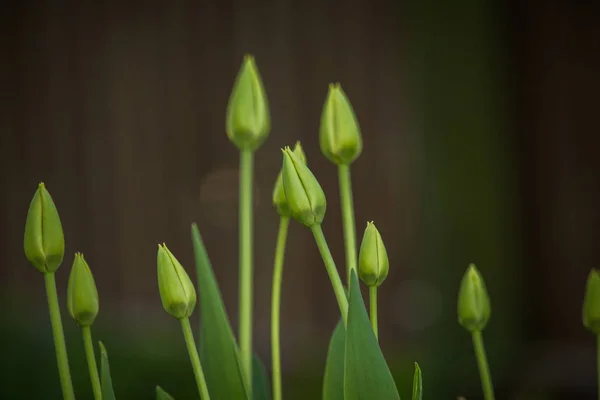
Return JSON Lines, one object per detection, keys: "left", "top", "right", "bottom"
{"left": 252, "top": 353, "right": 271, "bottom": 400}
{"left": 322, "top": 319, "right": 345, "bottom": 400}
{"left": 191, "top": 223, "right": 250, "bottom": 400}
{"left": 344, "top": 270, "right": 400, "bottom": 399}
{"left": 99, "top": 341, "right": 116, "bottom": 400}
{"left": 156, "top": 386, "right": 175, "bottom": 400}
{"left": 412, "top": 363, "right": 422, "bottom": 400}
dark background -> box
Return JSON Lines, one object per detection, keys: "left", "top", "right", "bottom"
{"left": 1, "top": 0, "right": 599, "bottom": 399}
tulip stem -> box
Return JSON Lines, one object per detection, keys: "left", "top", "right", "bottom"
{"left": 82, "top": 325, "right": 102, "bottom": 400}
{"left": 338, "top": 164, "right": 358, "bottom": 285}
{"left": 472, "top": 330, "right": 495, "bottom": 400}
{"left": 239, "top": 149, "right": 254, "bottom": 389}
{"left": 311, "top": 225, "right": 348, "bottom": 324}
{"left": 271, "top": 216, "right": 290, "bottom": 400}
{"left": 369, "top": 286, "right": 378, "bottom": 340}
{"left": 181, "top": 317, "right": 211, "bottom": 400}
{"left": 597, "top": 334, "right": 600, "bottom": 400}
{"left": 44, "top": 272, "right": 75, "bottom": 400}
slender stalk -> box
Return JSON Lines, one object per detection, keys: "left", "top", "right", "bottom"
{"left": 239, "top": 149, "right": 254, "bottom": 389}
{"left": 44, "top": 272, "right": 75, "bottom": 400}
{"left": 310, "top": 225, "right": 348, "bottom": 324}
{"left": 271, "top": 216, "right": 290, "bottom": 400}
{"left": 472, "top": 330, "right": 495, "bottom": 400}
{"left": 82, "top": 325, "right": 102, "bottom": 400}
{"left": 338, "top": 164, "right": 358, "bottom": 284}
{"left": 369, "top": 286, "right": 378, "bottom": 340}
{"left": 597, "top": 334, "right": 600, "bottom": 400}
{"left": 181, "top": 317, "right": 211, "bottom": 400}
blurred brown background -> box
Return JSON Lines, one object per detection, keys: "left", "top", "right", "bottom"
{"left": 1, "top": 0, "right": 599, "bottom": 398}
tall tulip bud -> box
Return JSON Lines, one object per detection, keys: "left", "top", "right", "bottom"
{"left": 358, "top": 222, "right": 389, "bottom": 287}
{"left": 24, "top": 182, "right": 65, "bottom": 273}
{"left": 157, "top": 244, "right": 197, "bottom": 319}
{"left": 273, "top": 141, "right": 307, "bottom": 217}
{"left": 457, "top": 264, "right": 491, "bottom": 332}
{"left": 319, "top": 83, "right": 363, "bottom": 165}
{"left": 281, "top": 147, "right": 326, "bottom": 227}
{"left": 67, "top": 253, "right": 99, "bottom": 326}
{"left": 226, "top": 54, "right": 271, "bottom": 151}
{"left": 583, "top": 269, "right": 600, "bottom": 334}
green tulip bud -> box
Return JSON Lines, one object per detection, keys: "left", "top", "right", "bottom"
{"left": 157, "top": 243, "right": 196, "bottom": 319}
{"left": 23, "top": 182, "right": 65, "bottom": 273}
{"left": 583, "top": 269, "right": 600, "bottom": 334}
{"left": 281, "top": 146, "right": 326, "bottom": 227}
{"left": 358, "top": 221, "right": 389, "bottom": 287}
{"left": 457, "top": 264, "right": 491, "bottom": 332}
{"left": 319, "top": 83, "right": 363, "bottom": 165}
{"left": 67, "top": 253, "right": 99, "bottom": 326}
{"left": 273, "top": 141, "right": 307, "bottom": 217}
{"left": 226, "top": 54, "right": 271, "bottom": 151}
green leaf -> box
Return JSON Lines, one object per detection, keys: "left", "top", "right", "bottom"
{"left": 252, "top": 353, "right": 271, "bottom": 400}
{"left": 191, "top": 223, "right": 250, "bottom": 399}
{"left": 99, "top": 341, "right": 116, "bottom": 400}
{"left": 156, "top": 386, "right": 175, "bottom": 400}
{"left": 411, "top": 363, "right": 422, "bottom": 400}
{"left": 344, "top": 270, "right": 400, "bottom": 400}
{"left": 322, "top": 319, "right": 345, "bottom": 400}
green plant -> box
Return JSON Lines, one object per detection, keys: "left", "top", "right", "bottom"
{"left": 21, "top": 54, "right": 599, "bottom": 400}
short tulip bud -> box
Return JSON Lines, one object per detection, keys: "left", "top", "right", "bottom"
{"left": 23, "top": 182, "right": 65, "bottom": 273}
{"left": 583, "top": 269, "right": 600, "bottom": 334}
{"left": 157, "top": 244, "right": 197, "bottom": 319}
{"left": 273, "top": 141, "right": 307, "bottom": 217}
{"left": 358, "top": 222, "right": 389, "bottom": 287}
{"left": 281, "top": 146, "right": 326, "bottom": 227}
{"left": 226, "top": 54, "right": 271, "bottom": 151}
{"left": 319, "top": 83, "right": 363, "bottom": 165}
{"left": 67, "top": 253, "right": 99, "bottom": 326}
{"left": 457, "top": 264, "right": 491, "bottom": 332}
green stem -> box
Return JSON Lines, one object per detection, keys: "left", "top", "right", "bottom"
{"left": 597, "top": 334, "right": 600, "bottom": 400}
{"left": 82, "top": 325, "right": 102, "bottom": 400}
{"left": 472, "top": 330, "right": 495, "bottom": 400}
{"left": 271, "top": 216, "right": 290, "bottom": 400}
{"left": 239, "top": 149, "right": 254, "bottom": 389}
{"left": 369, "top": 286, "right": 378, "bottom": 340}
{"left": 310, "top": 225, "right": 348, "bottom": 324}
{"left": 44, "top": 272, "right": 75, "bottom": 400}
{"left": 181, "top": 317, "right": 211, "bottom": 400}
{"left": 338, "top": 164, "right": 358, "bottom": 284}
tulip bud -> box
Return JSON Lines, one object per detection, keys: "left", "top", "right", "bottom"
{"left": 273, "top": 141, "right": 307, "bottom": 217}
{"left": 157, "top": 244, "right": 197, "bottom": 319}
{"left": 319, "top": 83, "right": 363, "bottom": 165}
{"left": 226, "top": 54, "right": 271, "bottom": 151}
{"left": 358, "top": 222, "right": 389, "bottom": 287}
{"left": 67, "top": 253, "right": 99, "bottom": 326}
{"left": 281, "top": 147, "right": 326, "bottom": 227}
{"left": 583, "top": 269, "right": 600, "bottom": 334}
{"left": 457, "top": 264, "right": 491, "bottom": 332}
{"left": 23, "top": 182, "right": 65, "bottom": 273}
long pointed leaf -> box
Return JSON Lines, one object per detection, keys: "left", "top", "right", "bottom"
{"left": 156, "top": 386, "right": 175, "bottom": 400}
{"left": 344, "top": 270, "right": 400, "bottom": 399}
{"left": 411, "top": 363, "right": 422, "bottom": 400}
{"left": 252, "top": 353, "right": 271, "bottom": 400}
{"left": 99, "top": 341, "right": 116, "bottom": 400}
{"left": 322, "top": 319, "right": 345, "bottom": 400}
{"left": 191, "top": 223, "right": 249, "bottom": 399}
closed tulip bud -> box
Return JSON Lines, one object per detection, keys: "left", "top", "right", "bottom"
{"left": 273, "top": 141, "right": 307, "bottom": 217}
{"left": 67, "top": 253, "right": 99, "bottom": 326}
{"left": 23, "top": 182, "right": 65, "bottom": 273}
{"left": 157, "top": 244, "right": 196, "bottom": 319}
{"left": 358, "top": 222, "right": 389, "bottom": 287}
{"left": 281, "top": 146, "right": 326, "bottom": 227}
{"left": 319, "top": 83, "right": 363, "bottom": 165}
{"left": 457, "top": 264, "right": 491, "bottom": 332}
{"left": 583, "top": 269, "right": 600, "bottom": 334}
{"left": 226, "top": 54, "right": 271, "bottom": 151}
